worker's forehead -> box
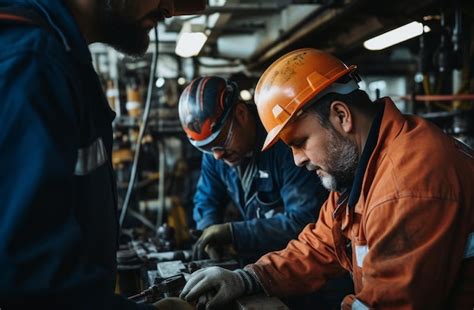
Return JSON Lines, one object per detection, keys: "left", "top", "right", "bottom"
{"left": 279, "top": 113, "right": 315, "bottom": 140}
{"left": 279, "top": 122, "right": 298, "bottom": 141}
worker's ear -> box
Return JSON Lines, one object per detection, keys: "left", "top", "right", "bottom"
{"left": 329, "top": 100, "right": 353, "bottom": 134}
{"left": 234, "top": 102, "right": 248, "bottom": 125}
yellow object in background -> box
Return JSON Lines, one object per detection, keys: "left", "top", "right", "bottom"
{"left": 126, "top": 85, "right": 143, "bottom": 118}
{"left": 167, "top": 197, "right": 190, "bottom": 247}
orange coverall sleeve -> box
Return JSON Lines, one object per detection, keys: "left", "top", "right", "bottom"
{"left": 343, "top": 196, "right": 472, "bottom": 309}
{"left": 246, "top": 200, "right": 347, "bottom": 297}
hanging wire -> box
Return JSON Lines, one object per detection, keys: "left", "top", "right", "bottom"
{"left": 119, "top": 27, "right": 159, "bottom": 228}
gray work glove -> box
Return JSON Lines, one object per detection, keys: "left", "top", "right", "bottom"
{"left": 193, "top": 223, "right": 233, "bottom": 260}
{"left": 180, "top": 266, "right": 245, "bottom": 309}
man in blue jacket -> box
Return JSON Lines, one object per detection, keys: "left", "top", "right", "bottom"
{"left": 0, "top": 0, "right": 202, "bottom": 309}
{"left": 178, "top": 76, "right": 329, "bottom": 262}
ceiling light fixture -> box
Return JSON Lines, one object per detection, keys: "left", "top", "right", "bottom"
{"left": 240, "top": 89, "right": 252, "bottom": 101}
{"left": 155, "top": 77, "right": 165, "bottom": 88}
{"left": 363, "top": 22, "right": 431, "bottom": 51}
{"left": 175, "top": 23, "right": 208, "bottom": 58}
{"left": 177, "top": 77, "right": 187, "bottom": 85}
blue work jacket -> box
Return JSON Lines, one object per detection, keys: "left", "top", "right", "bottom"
{"left": 194, "top": 116, "right": 328, "bottom": 259}
{"left": 0, "top": 1, "right": 151, "bottom": 308}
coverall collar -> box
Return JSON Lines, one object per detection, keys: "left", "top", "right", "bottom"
{"left": 15, "top": 0, "right": 93, "bottom": 64}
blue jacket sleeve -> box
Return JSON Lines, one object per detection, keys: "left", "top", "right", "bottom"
{"left": 193, "top": 154, "right": 230, "bottom": 229}
{"left": 0, "top": 52, "right": 146, "bottom": 309}
{"left": 232, "top": 144, "right": 328, "bottom": 259}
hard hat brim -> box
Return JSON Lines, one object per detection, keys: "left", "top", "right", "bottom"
{"left": 262, "top": 124, "right": 283, "bottom": 151}
{"left": 189, "top": 126, "right": 224, "bottom": 148}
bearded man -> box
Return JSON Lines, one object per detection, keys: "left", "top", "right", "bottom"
{"left": 0, "top": 0, "right": 202, "bottom": 308}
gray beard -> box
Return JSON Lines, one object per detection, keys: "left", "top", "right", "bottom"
{"left": 322, "top": 128, "right": 359, "bottom": 193}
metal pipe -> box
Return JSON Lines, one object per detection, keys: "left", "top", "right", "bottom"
{"left": 452, "top": 0, "right": 462, "bottom": 54}
{"left": 398, "top": 94, "right": 474, "bottom": 102}
{"left": 246, "top": 3, "right": 336, "bottom": 70}
{"left": 452, "top": 0, "right": 463, "bottom": 95}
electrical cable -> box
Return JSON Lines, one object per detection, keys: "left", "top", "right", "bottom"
{"left": 119, "top": 27, "right": 159, "bottom": 228}
{"left": 156, "top": 140, "right": 166, "bottom": 229}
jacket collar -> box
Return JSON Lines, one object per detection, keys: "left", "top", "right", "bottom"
{"left": 347, "top": 101, "right": 385, "bottom": 209}
{"left": 330, "top": 99, "right": 384, "bottom": 210}
{"left": 2, "top": 0, "right": 92, "bottom": 64}
{"left": 341, "top": 97, "right": 406, "bottom": 210}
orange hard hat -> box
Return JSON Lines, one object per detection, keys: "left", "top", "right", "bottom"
{"left": 254, "top": 48, "right": 359, "bottom": 151}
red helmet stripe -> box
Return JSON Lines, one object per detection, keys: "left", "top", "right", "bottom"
{"left": 199, "top": 77, "right": 210, "bottom": 111}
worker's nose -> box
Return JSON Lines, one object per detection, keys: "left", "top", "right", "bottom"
{"left": 158, "top": 0, "right": 174, "bottom": 18}
{"left": 292, "top": 148, "right": 308, "bottom": 167}
{"left": 212, "top": 149, "right": 225, "bottom": 160}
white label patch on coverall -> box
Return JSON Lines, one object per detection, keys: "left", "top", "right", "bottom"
{"left": 356, "top": 245, "right": 369, "bottom": 268}
{"left": 352, "top": 299, "right": 370, "bottom": 310}
{"left": 352, "top": 246, "right": 371, "bottom": 310}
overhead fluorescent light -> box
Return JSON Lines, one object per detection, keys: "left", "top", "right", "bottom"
{"left": 208, "top": 0, "right": 226, "bottom": 6}
{"left": 176, "top": 32, "right": 207, "bottom": 57}
{"left": 363, "top": 22, "right": 431, "bottom": 51}
{"left": 175, "top": 22, "right": 208, "bottom": 58}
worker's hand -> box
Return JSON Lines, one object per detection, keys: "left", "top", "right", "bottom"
{"left": 153, "top": 297, "right": 194, "bottom": 310}
{"left": 180, "top": 266, "right": 245, "bottom": 309}
{"left": 193, "top": 223, "right": 232, "bottom": 260}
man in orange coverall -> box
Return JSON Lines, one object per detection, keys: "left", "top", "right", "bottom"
{"left": 179, "top": 48, "right": 474, "bottom": 309}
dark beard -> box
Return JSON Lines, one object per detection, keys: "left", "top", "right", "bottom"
{"left": 99, "top": 1, "right": 151, "bottom": 57}
{"left": 104, "top": 22, "right": 150, "bottom": 57}
{"left": 325, "top": 127, "right": 359, "bottom": 193}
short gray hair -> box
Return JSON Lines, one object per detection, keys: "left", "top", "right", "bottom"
{"left": 305, "top": 89, "right": 372, "bottom": 128}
